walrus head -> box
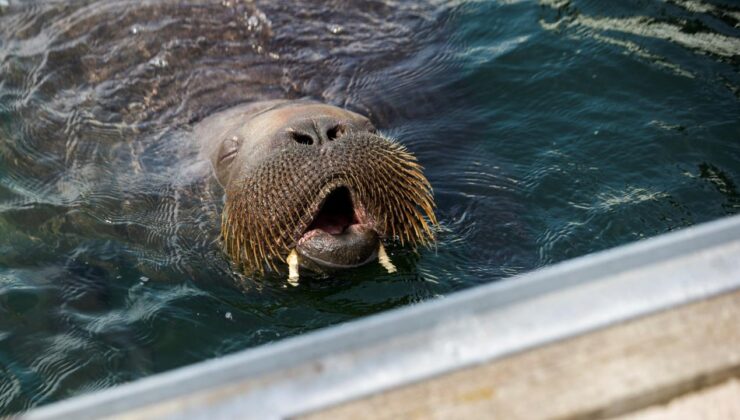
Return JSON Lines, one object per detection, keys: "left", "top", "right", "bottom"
{"left": 198, "top": 100, "right": 436, "bottom": 276}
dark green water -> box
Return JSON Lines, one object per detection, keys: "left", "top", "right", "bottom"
{"left": 1, "top": 0, "right": 738, "bottom": 414}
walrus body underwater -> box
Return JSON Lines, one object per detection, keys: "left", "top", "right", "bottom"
{"left": 195, "top": 99, "right": 437, "bottom": 282}
{"left": 0, "top": 0, "right": 443, "bottom": 287}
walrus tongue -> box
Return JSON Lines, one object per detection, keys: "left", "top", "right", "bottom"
{"left": 295, "top": 186, "right": 379, "bottom": 271}
{"left": 306, "top": 187, "right": 357, "bottom": 235}
{"left": 307, "top": 208, "right": 353, "bottom": 235}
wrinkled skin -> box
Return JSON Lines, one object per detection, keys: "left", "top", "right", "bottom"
{"left": 196, "top": 100, "right": 399, "bottom": 271}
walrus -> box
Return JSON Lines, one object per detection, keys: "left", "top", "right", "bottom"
{"left": 195, "top": 99, "right": 437, "bottom": 282}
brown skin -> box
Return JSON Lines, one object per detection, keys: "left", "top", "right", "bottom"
{"left": 196, "top": 100, "right": 383, "bottom": 270}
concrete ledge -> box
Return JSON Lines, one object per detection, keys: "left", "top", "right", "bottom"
{"left": 615, "top": 379, "right": 740, "bottom": 420}
{"left": 303, "top": 290, "right": 740, "bottom": 419}
{"left": 24, "top": 215, "right": 740, "bottom": 420}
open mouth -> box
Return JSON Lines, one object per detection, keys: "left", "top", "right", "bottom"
{"left": 303, "top": 186, "right": 359, "bottom": 237}
{"left": 296, "top": 186, "right": 379, "bottom": 269}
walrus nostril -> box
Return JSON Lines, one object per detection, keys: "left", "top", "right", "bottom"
{"left": 326, "top": 124, "right": 345, "bottom": 141}
{"left": 291, "top": 131, "right": 314, "bottom": 145}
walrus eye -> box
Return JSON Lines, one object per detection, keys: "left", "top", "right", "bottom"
{"left": 219, "top": 136, "right": 241, "bottom": 163}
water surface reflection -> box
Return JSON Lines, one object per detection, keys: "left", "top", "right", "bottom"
{"left": 0, "top": 0, "right": 738, "bottom": 413}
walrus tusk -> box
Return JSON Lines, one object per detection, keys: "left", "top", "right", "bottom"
{"left": 287, "top": 249, "right": 300, "bottom": 286}
{"left": 378, "top": 242, "right": 397, "bottom": 274}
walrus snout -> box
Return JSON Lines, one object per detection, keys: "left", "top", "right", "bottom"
{"left": 288, "top": 116, "right": 347, "bottom": 146}
{"left": 199, "top": 100, "right": 437, "bottom": 276}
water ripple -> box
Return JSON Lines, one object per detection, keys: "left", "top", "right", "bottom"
{"left": 0, "top": 0, "right": 738, "bottom": 414}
